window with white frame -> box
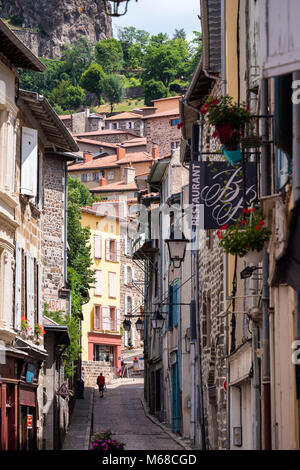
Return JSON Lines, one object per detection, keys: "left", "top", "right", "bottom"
{"left": 125, "top": 294, "right": 134, "bottom": 316}
{"left": 124, "top": 265, "right": 134, "bottom": 286}
{"left": 94, "top": 270, "right": 102, "bottom": 296}
{"left": 110, "top": 122, "right": 119, "bottom": 130}
{"left": 126, "top": 121, "right": 134, "bottom": 129}
{"left": 107, "top": 171, "right": 114, "bottom": 181}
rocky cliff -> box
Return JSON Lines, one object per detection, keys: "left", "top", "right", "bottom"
{"left": 1, "top": 0, "right": 112, "bottom": 58}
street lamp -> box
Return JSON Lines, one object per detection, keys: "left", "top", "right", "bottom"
{"left": 151, "top": 312, "right": 165, "bottom": 330}
{"left": 123, "top": 319, "right": 131, "bottom": 332}
{"left": 165, "top": 234, "right": 189, "bottom": 269}
{"left": 103, "top": 0, "right": 137, "bottom": 17}
{"left": 135, "top": 317, "right": 144, "bottom": 331}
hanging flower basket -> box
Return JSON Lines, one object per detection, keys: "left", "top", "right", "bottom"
{"left": 217, "top": 208, "right": 271, "bottom": 259}
{"left": 201, "top": 95, "right": 252, "bottom": 150}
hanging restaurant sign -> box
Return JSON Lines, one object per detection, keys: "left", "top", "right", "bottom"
{"left": 189, "top": 161, "right": 257, "bottom": 229}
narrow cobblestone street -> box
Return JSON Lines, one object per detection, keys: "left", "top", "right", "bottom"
{"left": 92, "top": 378, "right": 184, "bottom": 451}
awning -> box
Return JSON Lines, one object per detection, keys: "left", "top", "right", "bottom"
{"left": 14, "top": 337, "right": 48, "bottom": 359}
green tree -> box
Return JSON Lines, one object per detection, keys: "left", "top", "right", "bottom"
{"left": 102, "top": 74, "right": 124, "bottom": 113}
{"left": 80, "top": 63, "right": 105, "bottom": 98}
{"left": 95, "top": 38, "right": 123, "bottom": 74}
{"left": 61, "top": 36, "right": 94, "bottom": 86}
{"left": 173, "top": 28, "right": 186, "bottom": 40}
{"left": 187, "top": 31, "right": 203, "bottom": 80}
{"left": 49, "top": 80, "right": 84, "bottom": 111}
{"left": 144, "top": 79, "right": 168, "bottom": 106}
{"left": 117, "top": 26, "right": 150, "bottom": 66}
{"left": 142, "top": 42, "right": 182, "bottom": 87}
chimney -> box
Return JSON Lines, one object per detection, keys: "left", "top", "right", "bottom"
{"left": 83, "top": 152, "right": 93, "bottom": 163}
{"left": 123, "top": 167, "right": 136, "bottom": 185}
{"left": 117, "top": 146, "right": 126, "bottom": 161}
{"left": 152, "top": 145, "right": 160, "bottom": 159}
{"left": 99, "top": 177, "right": 107, "bottom": 187}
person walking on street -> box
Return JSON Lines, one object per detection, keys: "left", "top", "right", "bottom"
{"left": 97, "top": 372, "right": 105, "bottom": 398}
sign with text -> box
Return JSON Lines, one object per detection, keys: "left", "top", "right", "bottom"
{"left": 27, "top": 415, "right": 33, "bottom": 429}
{"left": 189, "top": 161, "right": 257, "bottom": 229}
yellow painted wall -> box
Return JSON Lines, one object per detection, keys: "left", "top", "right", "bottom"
{"left": 225, "top": 0, "right": 239, "bottom": 102}
{"left": 81, "top": 211, "right": 120, "bottom": 361}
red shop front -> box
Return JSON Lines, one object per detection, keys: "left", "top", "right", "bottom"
{"left": 0, "top": 355, "right": 19, "bottom": 450}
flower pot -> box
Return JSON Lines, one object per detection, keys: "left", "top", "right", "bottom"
{"left": 242, "top": 250, "right": 264, "bottom": 265}
{"left": 221, "top": 145, "right": 243, "bottom": 166}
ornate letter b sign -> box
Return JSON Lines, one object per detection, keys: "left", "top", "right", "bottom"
{"left": 189, "top": 161, "right": 257, "bottom": 229}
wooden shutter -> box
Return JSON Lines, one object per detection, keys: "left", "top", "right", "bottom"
{"left": 14, "top": 243, "right": 22, "bottom": 330}
{"left": 109, "top": 272, "right": 117, "bottom": 298}
{"left": 94, "top": 305, "right": 101, "bottom": 330}
{"left": 116, "top": 308, "right": 120, "bottom": 333}
{"left": 95, "top": 270, "right": 102, "bottom": 296}
{"left": 105, "top": 239, "right": 110, "bottom": 261}
{"left": 21, "top": 127, "right": 38, "bottom": 197}
{"left": 37, "top": 261, "right": 43, "bottom": 325}
{"left": 124, "top": 236, "right": 128, "bottom": 256}
{"left": 26, "top": 254, "right": 34, "bottom": 332}
{"left": 124, "top": 296, "right": 128, "bottom": 316}
{"left": 94, "top": 235, "right": 102, "bottom": 259}
{"left": 132, "top": 267, "right": 135, "bottom": 283}
{"left": 124, "top": 265, "right": 128, "bottom": 285}
{"left": 116, "top": 241, "right": 120, "bottom": 262}
{"left": 101, "top": 307, "right": 110, "bottom": 330}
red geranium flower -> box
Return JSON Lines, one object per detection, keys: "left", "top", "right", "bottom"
{"left": 241, "top": 220, "right": 246, "bottom": 225}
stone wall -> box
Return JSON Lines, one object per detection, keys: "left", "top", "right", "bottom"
{"left": 120, "top": 237, "right": 144, "bottom": 350}
{"left": 76, "top": 132, "right": 137, "bottom": 144}
{"left": 105, "top": 118, "right": 143, "bottom": 138}
{"left": 82, "top": 361, "right": 116, "bottom": 387}
{"left": 1, "top": 0, "right": 112, "bottom": 58}
{"left": 145, "top": 115, "right": 181, "bottom": 157}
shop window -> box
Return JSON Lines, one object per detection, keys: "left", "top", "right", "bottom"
{"left": 93, "top": 344, "right": 114, "bottom": 364}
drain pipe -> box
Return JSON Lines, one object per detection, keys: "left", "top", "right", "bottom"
{"left": 261, "top": 78, "right": 271, "bottom": 449}
{"left": 293, "top": 70, "right": 300, "bottom": 445}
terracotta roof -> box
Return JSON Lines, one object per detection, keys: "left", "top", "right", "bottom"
{"left": 105, "top": 112, "right": 143, "bottom": 121}
{"left": 121, "top": 138, "right": 147, "bottom": 147}
{"left": 68, "top": 151, "right": 154, "bottom": 172}
{"left": 143, "top": 108, "right": 180, "bottom": 119}
{"left": 68, "top": 154, "right": 118, "bottom": 171}
{"left": 117, "top": 152, "right": 154, "bottom": 165}
{"left": 152, "top": 95, "right": 183, "bottom": 103}
{"left": 72, "top": 130, "right": 138, "bottom": 138}
{"left": 90, "top": 180, "right": 138, "bottom": 192}
{"left": 59, "top": 115, "right": 71, "bottom": 120}
{"left": 74, "top": 137, "right": 118, "bottom": 148}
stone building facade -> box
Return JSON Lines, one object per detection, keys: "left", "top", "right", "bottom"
{"left": 145, "top": 114, "right": 181, "bottom": 157}
{"left": 120, "top": 236, "right": 144, "bottom": 351}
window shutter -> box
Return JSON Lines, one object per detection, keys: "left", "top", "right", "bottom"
{"left": 94, "top": 235, "right": 102, "bottom": 259}
{"left": 124, "top": 296, "right": 128, "bottom": 316}
{"left": 116, "top": 308, "right": 120, "bottom": 333}
{"left": 116, "top": 241, "right": 120, "bottom": 262}
{"left": 124, "top": 236, "right": 128, "bottom": 255}
{"left": 106, "top": 239, "right": 110, "bottom": 260}
{"left": 26, "top": 254, "right": 34, "bottom": 332}
{"left": 95, "top": 270, "right": 102, "bottom": 296}
{"left": 14, "top": 243, "right": 22, "bottom": 330}
{"left": 21, "top": 127, "right": 38, "bottom": 197}
{"left": 94, "top": 305, "right": 101, "bottom": 330}
{"left": 124, "top": 265, "right": 128, "bottom": 285}
{"left": 4, "top": 250, "right": 13, "bottom": 326}
{"left": 37, "top": 261, "right": 43, "bottom": 325}
{"left": 109, "top": 272, "right": 117, "bottom": 298}
{"left": 101, "top": 307, "right": 110, "bottom": 330}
